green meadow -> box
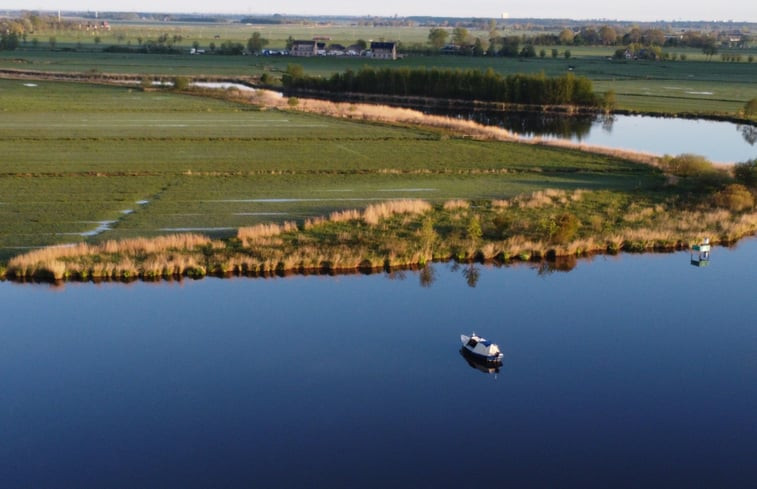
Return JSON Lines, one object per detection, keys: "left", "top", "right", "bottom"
{"left": 0, "top": 78, "right": 659, "bottom": 262}
{"left": 3, "top": 46, "right": 756, "bottom": 116}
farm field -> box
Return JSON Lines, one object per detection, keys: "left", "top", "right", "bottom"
{"left": 0, "top": 78, "right": 659, "bottom": 262}
{"left": 3, "top": 47, "right": 756, "bottom": 116}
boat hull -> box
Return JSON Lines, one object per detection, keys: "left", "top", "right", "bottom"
{"left": 460, "top": 346, "right": 503, "bottom": 363}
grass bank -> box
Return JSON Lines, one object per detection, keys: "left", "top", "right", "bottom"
{"left": 2, "top": 77, "right": 755, "bottom": 282}
{"left": 5, "top": 190, "right": 757, "bottom": 282}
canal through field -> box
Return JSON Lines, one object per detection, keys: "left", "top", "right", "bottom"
{"left": 443, "top": 110, "right": 757, "bottom": 163}
{"left": 2, "top": 240, "right": 757, "bottom": 488}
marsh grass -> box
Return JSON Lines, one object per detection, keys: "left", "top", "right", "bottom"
{"left": 6, "top": 190, "right": 757, "bottom": 282}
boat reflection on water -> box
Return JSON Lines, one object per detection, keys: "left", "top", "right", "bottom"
{"left": 459, "top": 348, "right": 502, "bottom": 375}
{"left": 690, "top": 238, "right": 712, "bottom": 267}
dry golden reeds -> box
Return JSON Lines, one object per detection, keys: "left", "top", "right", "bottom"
{"left": 238, "top": 222, "right": 298, "bottom": 244}
{"left": 363, "top": 199, "right": 432, "bottom": 225}
{"left": 443, "top": 199, "right": 470, "bottom": 211}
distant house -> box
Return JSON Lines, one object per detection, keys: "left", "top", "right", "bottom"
{"left": 727, "top": 35, "right": 744, "bottom": 48}
{"left": 370, "top": 41, "right": 397, "bottom": 60}
{"left": 291, "top": 40, "right": 318, "bottom": 57}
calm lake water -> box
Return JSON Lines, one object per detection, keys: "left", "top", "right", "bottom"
{"left": 450, "top": 111, "right": 757, "bottom": 164}
{"left": 2, "top": 241, "right": 757, "bottom": 488}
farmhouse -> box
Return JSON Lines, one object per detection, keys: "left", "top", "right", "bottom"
{"left": 370, "top": 41, "right": 397, "bottom": 60}
{"left": 291, "top": 40, "right": 318, "bottom": 57}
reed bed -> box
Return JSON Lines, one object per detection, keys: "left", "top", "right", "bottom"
{"left": 362, "top": 200, "right": 432, "bottom": 225}
{"left": 443, "top": 200, "right": 470, "bottom": 211}
{"left": 238, "top": 222, "right": 298, "bottom": 245}
{"left": 5, "top": 190, "right": 757, "bottom": 283}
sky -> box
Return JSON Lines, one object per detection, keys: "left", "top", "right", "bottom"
{"left": 4, "top": 0, "right": 756, "bottom": 22}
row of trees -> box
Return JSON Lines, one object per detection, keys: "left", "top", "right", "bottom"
{"left": 283, "top": 66, "right": 599, "bottom": 107}
{"left": 424, "top": 26, "right": 751, "bottom": 60}
{"left": 0, "top": 32, "right": 21, "bottom": 51}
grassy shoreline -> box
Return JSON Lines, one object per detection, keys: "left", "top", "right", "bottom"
{"left": 4, "top": 190, "right": 757, "bottom": 283}
{"left": 2, "top": 76, "right": 756, "bottom": 283}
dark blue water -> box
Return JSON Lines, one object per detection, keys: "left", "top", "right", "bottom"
{"left": 2, "top": 241, "right": 757, "bottom": 488}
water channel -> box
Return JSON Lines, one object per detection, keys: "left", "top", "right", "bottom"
{"left": 2, "top": 239, "right": 756, "bottom": 488}
{"left": 442, "top": 110, "right": 757, "bottom": 164}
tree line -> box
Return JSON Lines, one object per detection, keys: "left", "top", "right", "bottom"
{"left": 282, "top": 66, "right": 599, "bottom": 107}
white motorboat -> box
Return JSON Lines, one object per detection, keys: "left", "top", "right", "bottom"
{"left": 460, "top": 333, "right": 503, "bottom": 363}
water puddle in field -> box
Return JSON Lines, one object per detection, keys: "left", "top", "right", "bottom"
{"left": 378, "top": 188, "right": 437, "bottom": 192}
{"left": 159, "top": 227, "right": 236, "bottom": 232}
{"left": 208, "top": 198, "right": 388, "bottom": 203}
{"left": 686, "top": 91, "right": 714, "bottom": 95}
{"left": 23, "top": 83, "right": 38, "bottom": 87}
{"left": 233, "top": 212, "right": 290, "bottom": 216}
{"left": 136, "top": 200, "right": 150, "bottom": 205}
{"left": 121, "top": 209, "right": 134, "bottom": 215}
{"left": 79, "top": 220, "right": 116, "bottom": 237}
{"left": 192, "top": 82, "right": 255, "bottom": 92}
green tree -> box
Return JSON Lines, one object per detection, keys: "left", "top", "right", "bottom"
{"left": 599, "top": 25, "right": 617, "bottom": 45}
{"left": 558, "top": 28, "right": 574, "bottom": 44}
{"left": 643, "top": 29, "right": 665, "bottom": 46}
{"left": 48, "top": 36, "right": 56, "bottom": 50}
{"left": 452, "top": 26, "right": 470, "bottom": 46}
{"left": 539, "top": 48, "right": 546, "bottom": 58}
{"left": 551, "top": 48, "right": 558, "bottom": 58}
{"left": 733, "top": 159, "right": 757, "bottom": 187}
{"left": 564, "top": 49, "right": 571, "bottom": 59}
{"left": 472, "top": 38, "right": 484, "bottom": 56}
{"left": 602, "top": 90, "right": 617, "bottom": 112}
{"left": 0, "top": 32, "right": 20, "bottom": 51}
{"left": 551, "top": 213, "right": 580, "bottom": 244}
{"left": 714, "top": 184, "right": 755, "bottom": 211}
{"left": 466, "top": 215, "right": 482, "bottom": 243}
{"left": 172, "top": 76, "right": 189, "bottom": 91}
{"left": 94, "top": 36, "right": 101, "bottom": 44}
{"left": 499, "top": 36, "right": 520, "bottom": 57}
{"left": 247, "top": 32, "right": 269, "bottom": 54}
{"left": 428, "top": 27, "right": 448, "bottom": 50}
{"left": 519, "top": 44, "right": 536, "bottom": 58}
{"left": 702, "top": 38, "right": 718, "bottom": 60}
{"left": 281, "top": 63, "right": 304, "bottom": 86}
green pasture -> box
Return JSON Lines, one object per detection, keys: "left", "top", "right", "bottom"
{"left": 0, "top": 79, "right": 661, "bottom": 261}
{"left": 3, "top": 43, "right": 756, "bottom": 116}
